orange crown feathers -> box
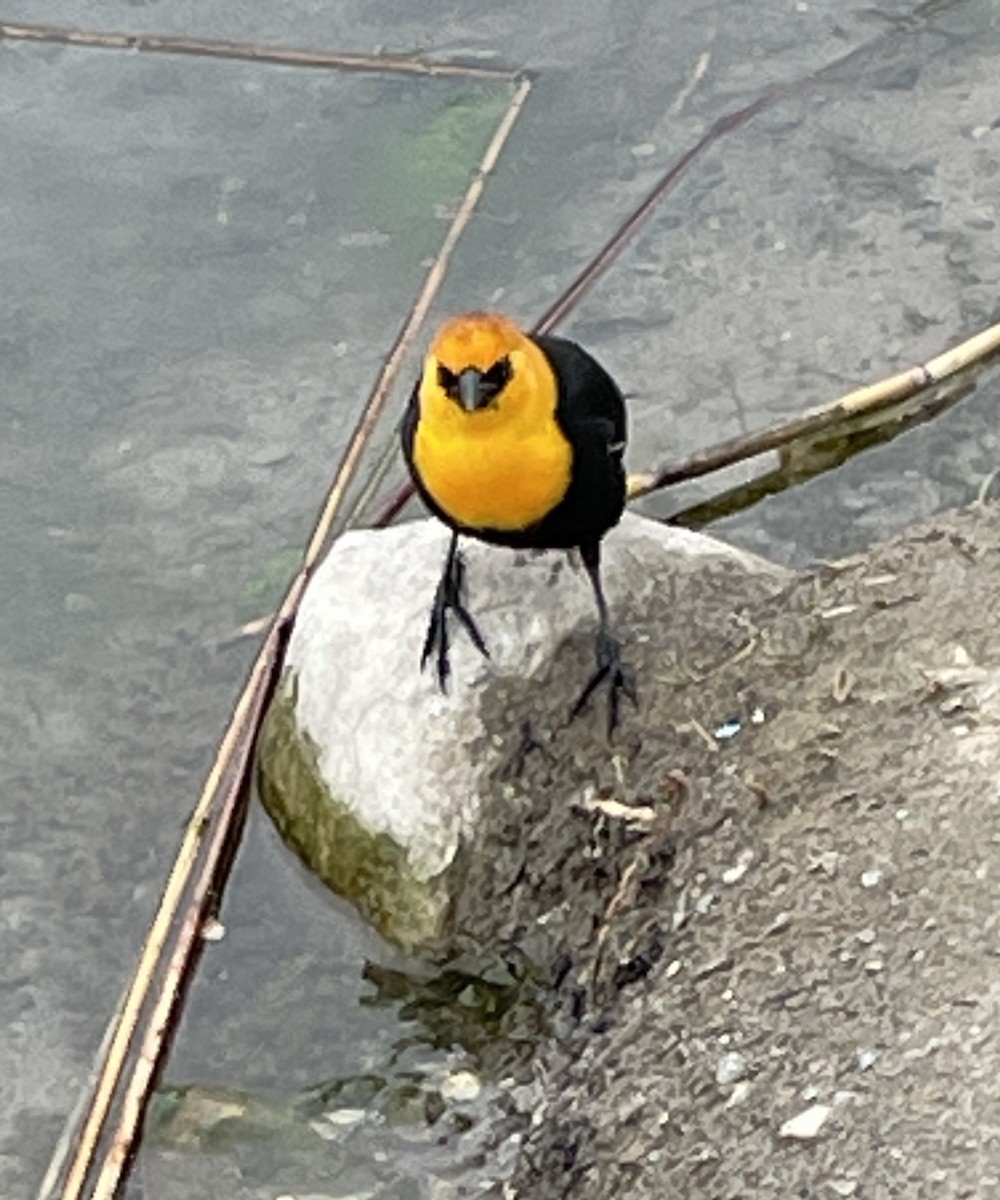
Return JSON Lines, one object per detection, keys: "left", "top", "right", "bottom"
{"left": 429, "top": 312, "right": 527, "bottom": 371}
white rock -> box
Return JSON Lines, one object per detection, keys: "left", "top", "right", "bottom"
{"left": 721, "top": 850, "right": 753, "bottom": 885}
{"left": 826, "top": 1180, "right": 858, "bottom": 1197}
{"left": 258, "top": 513, "right": 784, "bottom": 947}
{"left": 779, "top": 1103, "right": 833, "bottom": 1140}
{"left": 440, "top": 1070, "right": 482, "bottom": 1103}
{"left": 318, "top": 1107, "right": 367, "bottom": 1127}
{"left": 715, "top": 1051, "right": 748, "bottom": 1085}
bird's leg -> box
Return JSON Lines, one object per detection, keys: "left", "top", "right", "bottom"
{"left": 571, "top": 542, "right": 637, "bottom": 735}
{"left": 421, "top": 531, "right": 490, "bottom": 691}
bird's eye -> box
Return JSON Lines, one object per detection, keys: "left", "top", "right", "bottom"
{"left": 480, "top": 357, "right": 512, "bottom": 400}
{"left": 437, "top": 364, "right": 459, "bottom": 397}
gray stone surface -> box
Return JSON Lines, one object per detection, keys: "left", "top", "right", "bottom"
{"left": 257, "top": 514, "right": 787, "bottom": 948}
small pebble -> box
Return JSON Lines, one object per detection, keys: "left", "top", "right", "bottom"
{"left": 809, "top": 851, "right": 840, "bottom": 877}
{"left": 860, "top": 868, "right": 883, "bottom": 888}
{"left": 779, "top": 1103, "right": 832, "bottom": 1140}
{"left": 440, "top": 1070, "right": 482, "bottom": 1103}
{"left": 767, "top": 911, "right": 792, "bottom": 935}
{"left": 715, "top": 1051, "right": 748, "bottom": 1085}
{"left": 319, "top": 1107, "right": 367, "bottom": 1128}
{"left": 820, "top": 604, "right": 858, "bottom": 619}
{"left": 827, "top": 1180, "right": 858, "bottom": 1197}
{"left": 721, "top": 853, "right": 752, "bottom": 885}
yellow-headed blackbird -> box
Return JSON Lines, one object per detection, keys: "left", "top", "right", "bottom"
{"left": 401, "top": 311, "right": 635, "bottom": 730}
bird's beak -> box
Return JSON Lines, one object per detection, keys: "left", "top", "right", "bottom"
{"left": 457, "top": 368, "right": 486, "bottom": 413}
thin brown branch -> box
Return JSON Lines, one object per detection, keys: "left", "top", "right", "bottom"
{"left": 530, "top": 92, "right": 770, "bottom": 336}
{"left": 537, "top": 29, "right": 881, "bottom": 333}
{"left": 42, "top": 76, "right": 531, "bottom": 1200}
{"left": 627, "top": 317, "right": 1000, "bottom": 500}
{"left": 590, "top": 857, "right": 640, "bottom": 989}
{"left": 0, "top": 20, "right": 521, "bottom": 80}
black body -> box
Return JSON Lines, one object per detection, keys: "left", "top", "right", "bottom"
{"left": 401, "top": 332, "right": 627, "bottom": 552}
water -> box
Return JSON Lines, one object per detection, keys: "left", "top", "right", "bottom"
{"left": 2, "top": 0, "right": 999, "bottom": 1195}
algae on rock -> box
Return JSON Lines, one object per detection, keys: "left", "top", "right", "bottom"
{"left": 258, "top": 679, "right": 454, "bottom": 950}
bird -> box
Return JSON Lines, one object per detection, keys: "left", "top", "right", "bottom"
{"left": 401, "top": 311, "right": 635, "bottom": 732}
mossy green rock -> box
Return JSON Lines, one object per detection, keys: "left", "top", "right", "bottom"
{"left": 259, "top": 679, "right": 453, "bottom": 949}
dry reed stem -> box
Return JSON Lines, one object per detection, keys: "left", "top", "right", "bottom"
{"left": 50, "top": 626, "right": 286, "bottom": 1200}
{"left": 42, "top": 74, "right": 531, "bottom": 1200}
{"left": 91, "top": 643, "right": 282, "bottom": 1200}
{"left": 0, "top": 20, "right": 520, "bottom": 80}
{"left": 627, "top": 317, "right": 1000, "bottom": 499}
{"left": 591, "top": 857, "right": 640, "bottom": 989}
{"left": 33, "top": 994, "right": 126, "bottom": 1200}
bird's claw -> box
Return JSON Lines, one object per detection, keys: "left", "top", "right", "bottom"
{"left": 570, "top": 630, "right": 637, "bottom": 736}
{"left": 420, "top": 548, "right": 489, "bottom": 692}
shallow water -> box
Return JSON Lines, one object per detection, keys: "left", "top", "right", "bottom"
{"left": 2, "top": 0, "right": 999, "bottom": 1195}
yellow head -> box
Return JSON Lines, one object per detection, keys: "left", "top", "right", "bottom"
{"left": 418, "top": 312, "right": 557, "bottom": 433}
{"left": 412, "top": 312, "right": 573, "bottom": 531}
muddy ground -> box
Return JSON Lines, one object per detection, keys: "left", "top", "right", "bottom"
{"left": 435, "top": 500, "right": 1000, "bottom": 1198}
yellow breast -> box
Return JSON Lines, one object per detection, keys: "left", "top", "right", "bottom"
{"left": 414, "top": 413, "right": 573, "bottom": 531}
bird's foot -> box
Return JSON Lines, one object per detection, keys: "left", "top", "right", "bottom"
{"left": 420, "top": 548, "right": 489, "bottom": 692}
{"left": 501, "top": 718, "right": 548, "bottom": 780}
{"left": 570, "top": 629, "right": 637, "bottom": 735}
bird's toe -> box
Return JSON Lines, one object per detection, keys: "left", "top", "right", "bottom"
{"left": 571, "top": 631, "right": 637, "bottom": 735}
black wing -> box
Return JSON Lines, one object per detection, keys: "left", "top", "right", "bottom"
{"left": 532, "top": 333, "right": 626, "bottom": 453}
{"left": 400, "top": 379, "right": 419, "bottom": 472}
{"left": 531, "top": 332, "right": 628, "bottom": 548}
